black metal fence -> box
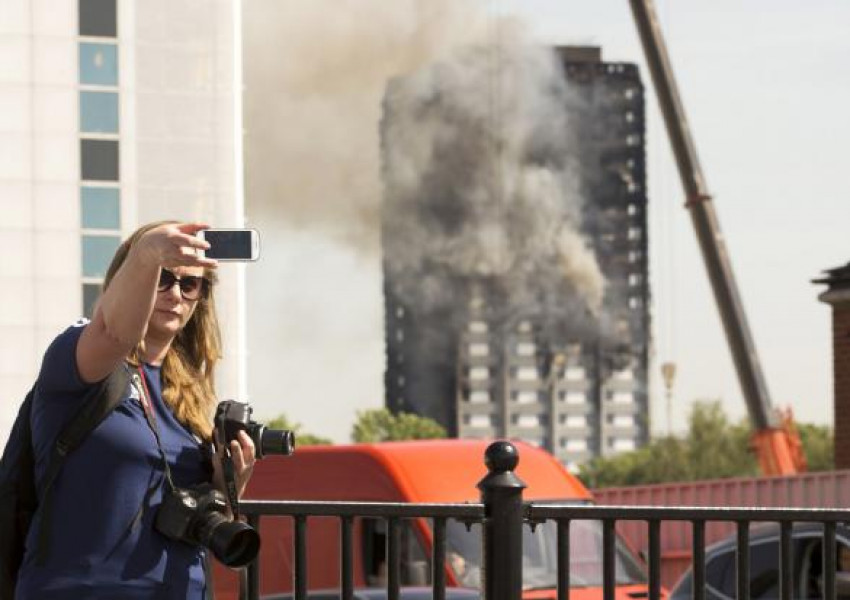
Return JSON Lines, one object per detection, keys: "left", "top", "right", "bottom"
{"left": 238, "top": 441, "right": 850, "bottom": 600}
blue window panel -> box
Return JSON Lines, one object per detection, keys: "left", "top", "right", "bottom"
{"left": 81, "top": 187, "right": 120, "bottom": 229}
{"left": 82, "top": 235, "right": 120, "bottom": 278}
{"left": 80, "top": 91, "right": 119, "bottom": 133}
{"left": 79, "top": 43, "right": 118, "bottom": 86}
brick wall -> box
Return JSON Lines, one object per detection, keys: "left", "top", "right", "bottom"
{"left": 834, "top": 300, "right": 850, "bottom": 468}
{"left": 816, "top": 263, "right": 850, "bottom": 469}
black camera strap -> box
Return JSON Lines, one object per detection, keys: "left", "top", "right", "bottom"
{"left": 132, "top": 367, "right": 177, "bottom": 494}
{"left": 214, "top": 428, "right": 242, "bottom": 521}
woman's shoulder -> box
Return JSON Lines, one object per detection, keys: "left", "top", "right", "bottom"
{"left": 36, "top": 318, "right": 93, "bottom": 395}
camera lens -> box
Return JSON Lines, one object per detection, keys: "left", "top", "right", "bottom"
{"left": 197, "top": 512, "right": 261, "bottom": 567}
{"left": 258, "top": 428, "right": 295, "bottom": 458}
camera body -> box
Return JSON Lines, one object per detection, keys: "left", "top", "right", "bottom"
{"left": 214, "top": 400, "right": 295, "bottom": 459}
{"left": 155, "top": 483, "right": 226, "bottom": 544}
{"left": 154, "top": 483, "right": 259, "bottom": 567}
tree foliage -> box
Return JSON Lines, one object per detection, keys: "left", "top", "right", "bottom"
{"left": 578, "top": 400, "right": 834, "bottom": 489}
{"left": 351, "top": 408, "right": 447, "bottom": 443}
{"left": 798, "top": 422, "right": 834, "bottom": 471}
{"left": 264, "top": 414, "right": 333, "bottom": 447}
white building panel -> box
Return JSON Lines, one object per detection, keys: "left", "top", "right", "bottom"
{"left": 34, "top": 183, "right": 78, "bottom": 230}
{"left": 0, "top": 36, "right": 30, "bottom": 83}
{"left": 0, "top": 181, "right": 32, "bottom": 228}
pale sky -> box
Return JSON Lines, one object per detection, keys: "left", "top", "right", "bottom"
{"left": 243, "top": 1, "right": 849, "bottom": 441}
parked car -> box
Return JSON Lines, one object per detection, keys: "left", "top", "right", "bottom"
{"left": 669, "top": 522, "right": 850, "bottom": 599}
{"left": 262, "top": 587, "right": 480, "bottom": 600}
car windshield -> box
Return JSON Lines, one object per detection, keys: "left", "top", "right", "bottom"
{"left": 446, "top": 518, "right": 647, "bottom": 589}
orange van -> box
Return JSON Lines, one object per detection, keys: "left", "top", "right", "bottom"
{"left": 213, "top": 439, "right": 659, "bottom": 599}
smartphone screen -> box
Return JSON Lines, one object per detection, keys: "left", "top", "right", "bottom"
{"left": 201, "top": 229, "right": 259, "bottom": 261}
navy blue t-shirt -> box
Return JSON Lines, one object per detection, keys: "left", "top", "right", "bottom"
{"left": 16, "top": 322, "right": 211, "bottom": 599}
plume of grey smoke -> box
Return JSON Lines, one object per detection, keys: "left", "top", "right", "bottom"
{"left": 243, "top": 0, "right": 489, "bottom": 252}
{"left": 381, "top": 35, "right": 605, "bottom": 322}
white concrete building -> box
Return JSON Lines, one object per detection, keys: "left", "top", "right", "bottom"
{"left": 0, "top": 0, "right": 245, "bottom": 440}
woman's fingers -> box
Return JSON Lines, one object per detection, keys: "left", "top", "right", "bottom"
{"left": 230, "top": 431, "right": 257, "bottom": 474}
{"left": 159, "top": 224, "right": 218, "bottom": 269}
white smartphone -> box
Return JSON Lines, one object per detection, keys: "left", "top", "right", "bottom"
{"left": 198, "top": 228, "right": 261, "bottom": 261}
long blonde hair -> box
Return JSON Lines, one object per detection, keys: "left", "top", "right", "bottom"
{"left": 103, "top": 221, "right": 222, "bottom": 440}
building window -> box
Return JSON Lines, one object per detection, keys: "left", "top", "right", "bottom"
{"left": 563, "top": 415, "right": 587, "bottom": 428}
{"left": 564, "top": 392, "right": 586, "bottom": 405}
{"left": 469, "top": 321, "right": 488, "bottom": 334}
{"left": 468, "top": 390, "right": 490, "bottom": 404}
{"left": 563, "top": 438, "right": 587, "bottom": 451}
{"left": 564, "top": 366, "right": 585, "bottom": 381}
{"left": 469, "top": 343, "right": 489, "bottom": 357}
{"left": 513, "top": 391, "right": 538, "bottom": 404}
{"left": 79, "top": 0, "right": 117, "bottom": 37}
{"left": 465, "top": 414, "right": 491, "bottom": 428}
{"left": 613, "top": 368, "right": 634, "bottom": 381}
{"left": 81, "top": 139, "right": 119, "bottom": 181}
{"left": 82, "top": 283, "right": 101, "bottom": 319}
{"left": 610, "top": 438, "right": 636, "bottom": 451}
{"left": 512, "top": 414, "right": 540, "bottom": 428}
{"left": 82, "top": 235, "right": 120, "bottom": 278}
{"left": 611, "top": 392, "right": 634, "bottom": 405}
{"left": 611, "top": 414, "right": 635, "bottom": 428}
{"left": 79, "top": 43, "right": 118, "bottom": 86}
{"left": 516, "top": 342, "right": 536, "bottom": 357}
{"left": 469, "top": 367, "right": 489, "bottom": 381}
{"left": 81, "top": 187, "right": 120, "bottom": 229}
{"left": 516, "top": 367, "right": 538, "bottom": 382}
{"left": 80, "top": 91, "right": 119, "bottom": 133}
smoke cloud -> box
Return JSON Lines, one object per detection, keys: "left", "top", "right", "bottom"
{"left": 381, "top": 36, "right": 605, "bottom": 329}
{"left": 242, "top": 2, "right": 610, "bottom": 438}
{"left": 244, "top": 0, "right": 490, "bottom": 251}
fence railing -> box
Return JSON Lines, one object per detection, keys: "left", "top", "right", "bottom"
{"left": 238, "top": 441, "right": 850, "bottom": 600}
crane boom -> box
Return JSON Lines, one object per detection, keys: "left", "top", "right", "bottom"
{"left": 627, "top": 0, "right": 805, "bottom": 474}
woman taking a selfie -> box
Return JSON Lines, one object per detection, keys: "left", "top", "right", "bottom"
{"left": 15, "top": 221, "right": 256, "bottom": 600}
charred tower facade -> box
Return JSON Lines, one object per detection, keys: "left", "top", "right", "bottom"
{"left": 381, "top": 47, "right": 650, "bottom": 468}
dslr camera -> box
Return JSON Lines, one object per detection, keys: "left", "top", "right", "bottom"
{"left": 215, "top": 400, "right": 295, "bottom": 458}
{"left": 154, "top": 483, "right": 259, "bottom": 567}
{"left": 155, "top": 401, "right": 294, "bottom": 566}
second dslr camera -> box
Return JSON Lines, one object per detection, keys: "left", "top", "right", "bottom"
{"left": 215, "top": 400, "right": 295, "bottom": 458}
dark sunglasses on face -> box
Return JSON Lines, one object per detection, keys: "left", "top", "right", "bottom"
{"left": 157, "top": 269, "right": 210, "bottom": 301}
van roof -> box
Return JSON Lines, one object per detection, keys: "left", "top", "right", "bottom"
{"left": 257, "top": 439, "right": 592, "bottom": 504}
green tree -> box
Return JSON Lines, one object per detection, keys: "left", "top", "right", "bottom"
{"left": 798, "top": 423, "right": 834, "bottom": 471}
{"left": 351, "top": 408, "right": 447, "bottom": 442}
{"left": 578, "top": 401, "right": 835, "bottom": 488}
{"left": 265, "top": 414, "right": 333, "bottom": 446}
{"left": 578, "top": 400, "right": 759, "bottom": 488}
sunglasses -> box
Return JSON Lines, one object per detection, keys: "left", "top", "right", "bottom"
{"left": 157, "top": 269, "right": 210, "bottom": 301}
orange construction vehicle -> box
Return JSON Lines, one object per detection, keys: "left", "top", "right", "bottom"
{"left": 629, "top": 0, "right": 806, "bottom": 475}
{"left": 212, "top": 439, "right": 663, "bottom": 599}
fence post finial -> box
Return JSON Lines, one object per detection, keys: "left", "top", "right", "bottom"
{"left": 478, "top": 440, "right": 526, "bottom": 600}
